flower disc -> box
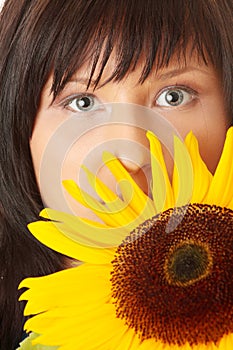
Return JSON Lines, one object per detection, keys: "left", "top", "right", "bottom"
{"left": 111, "top": 204, "right": 233, "bottom": 346}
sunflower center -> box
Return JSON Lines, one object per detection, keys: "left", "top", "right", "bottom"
{"left": 111, "top": 204, "right": 233, "bottom": 346}
{"left": 165, "top": 242, "right": 211, "bottom": 286}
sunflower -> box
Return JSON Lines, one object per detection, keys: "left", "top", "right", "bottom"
{"left": 19, "top": 128, "right": 233, "bottom": 350}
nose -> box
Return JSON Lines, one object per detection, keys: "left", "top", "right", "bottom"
{"left": 101, "top": 100, "right": 156, "bottom": 198}
{"left": 105, "top": 124, "right": 152, "bottom": 197}
{"left": 113, "top": 123, "right": 150, "bottom": 163}
{"left": 118, "top": 158, "right": 142, "bottom": 174}
{"left": 119, "top": 159, "right": 152, "bottom": 198}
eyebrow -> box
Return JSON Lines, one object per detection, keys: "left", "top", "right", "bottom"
{"left": 66, "top": 65, "right": 210, "bottom": 88}
{"left": 156, "top": 66, "right": 209, "bottom": 80}
{"left": 68, "top": 78, "right": 98, "bottom": 88}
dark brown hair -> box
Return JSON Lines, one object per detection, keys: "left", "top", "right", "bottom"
{"left": 0, "top": 0, "right": 232, "bottom": 348}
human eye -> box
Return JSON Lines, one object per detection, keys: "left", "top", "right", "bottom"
{"left": 63, "top": 94, "right": 102, "bottom": 113}
{"left": 156, "top": 86, "right": 197, "bottom": 108}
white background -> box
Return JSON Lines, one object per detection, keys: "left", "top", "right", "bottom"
{"left": 0, "top": 0, "right": 4, "bottom": 10}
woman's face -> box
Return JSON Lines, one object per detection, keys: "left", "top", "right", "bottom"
{"left": 30, "top": 52, "right": 230, "bottom": 220}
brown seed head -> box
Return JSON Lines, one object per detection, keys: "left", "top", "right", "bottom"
{"left": 111, "top": 204, "right": 233, "bottom": 346}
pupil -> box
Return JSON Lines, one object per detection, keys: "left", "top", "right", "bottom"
{"left": 77, "top": 96, "right": 92, "bottom": 110}
{"left": 166, "top": 90, "right": 183, "bottom": 106}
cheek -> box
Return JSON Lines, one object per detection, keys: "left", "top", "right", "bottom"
{"left": 30, "top": 110, "right": 70, "bottom": 187}
{"left": 30, "top": 129, "right": 46, "bottom": 181}
{"left": 193, "top": 106, "right": 230, "bottom": 174}
{"left": 160, "top": 104, "right": 230, "bottom": 174}
{"left": 196, "top": 128, "right": 226, "bottom": 174}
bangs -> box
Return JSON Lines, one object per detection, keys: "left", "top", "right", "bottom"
{"left": 17, "top": 0, "right": 231, "bottom": 96}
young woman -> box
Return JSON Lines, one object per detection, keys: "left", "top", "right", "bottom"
{"left": 0, "top": 0, "right": 232, "bottom": 348}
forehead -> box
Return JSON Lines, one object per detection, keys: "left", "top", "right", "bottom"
{"left": 49, "top": 4, "right": 211, "bottom": 96}
{"left": 61, "top": 45, "right": 210, "bottom": 89}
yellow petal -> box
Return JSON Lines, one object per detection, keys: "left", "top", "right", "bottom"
{"left": 172, "top": 135, "right": 193, "bottom": 207}
{"left": 204, "top": 127, "right": 233, "bottom": 206}
{"left": 27, "top": 221, "right": 114, "bottom": 263}
{"left": 19, "top": 264, "right": 112, "bottom": 314}
{"left": 82, "top": 165, "right": 118, "bottom": 202}
{"left": 185, "top": 131, "right": 213, "bottom": 204}
{"left": 147, "top": 131, "right": 174, "bottom": 212}
{"left": 40, "top": 208, "right": 107, "bottom": 228}
{"left": 218, "top": 332, "right": 233, "bottom": 350}
{"left": 40, "top": 208, "right": 130, "bottom": 248}
{"left": 62, "top": 180, "right": 123, "bottom": 227}
{"left": 31, "top": 304, "right": 138, "bottom": 350}
{"left": 63, "top": 180, "right": 141, "bottom": 228}
{"left": 102, "top": 151, "right": 155, "bottom": 220}
{"left": 81, "top": 167, "right": 141, "bottom": 220}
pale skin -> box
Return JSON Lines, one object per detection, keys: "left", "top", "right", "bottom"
{"left": 30, "top": 52, "right": 230, "bottom": 220}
